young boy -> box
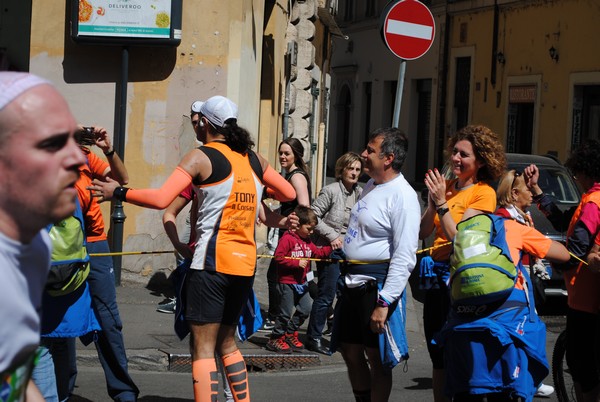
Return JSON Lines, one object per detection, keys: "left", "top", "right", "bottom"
{"left": 266, "top": 206, "right": 333, "bottom": 353}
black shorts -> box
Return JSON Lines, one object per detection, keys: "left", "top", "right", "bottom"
{"left": 566, "top": 307, "right": 600, "bottom": 392}
{"left": 423, "top": 287, "right": 451, "bottom": 369}
{"left": 185, "top": 269, "right": 254, "bottom": 326}
{"left": 338, "top": 281, "right": 386, "bottom": 348}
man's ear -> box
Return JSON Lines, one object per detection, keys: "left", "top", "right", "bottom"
{"left": 384, "top": 153, "right": 395, "bottom": 167}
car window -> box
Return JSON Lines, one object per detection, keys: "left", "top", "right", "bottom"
{"left": 535, "top": 166, "right": 579, "bottom": 203}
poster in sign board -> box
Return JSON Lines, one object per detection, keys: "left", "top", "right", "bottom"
{"left": 71, "top": 0, "right": 182, "bottom": 46}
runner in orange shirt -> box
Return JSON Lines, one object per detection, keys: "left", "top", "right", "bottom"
{"left": 89, "top": 95, "right": 295, "bottom": 402}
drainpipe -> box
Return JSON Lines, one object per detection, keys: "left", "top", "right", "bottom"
{"left": 491, "top": 0, "right": 499, "bottom": 88}
{"left": 283, "top": 41, "right": 297, "bottom": 140}
{"left": 436, "top": 12, "right": 451, "bottom": 167}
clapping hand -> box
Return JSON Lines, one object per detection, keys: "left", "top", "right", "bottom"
{"left": 424, "top": 168, "right": 447, "bottom": 207}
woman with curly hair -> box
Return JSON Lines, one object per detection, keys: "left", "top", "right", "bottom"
{"left": 525, "top": 139, "right": 600, "bottom": 402}
{"left": 419, "top": 125, "right": 506, "bottom": 402}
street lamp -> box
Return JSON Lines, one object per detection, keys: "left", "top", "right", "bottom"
{"left": 496, "top": 51, "right": 506, "bottom": 65}
{"left": 549, "top": 46, "right": 559, "bottom": 62}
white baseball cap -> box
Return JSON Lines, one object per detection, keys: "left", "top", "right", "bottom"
{"left": 199, "top": 95, "right": 238, "bottom": 128}
{"left": 190, "top": 100, "right": 204, "bottom": 114}
{"left": 0, "top": 72, "right": 50, "bottom": 111}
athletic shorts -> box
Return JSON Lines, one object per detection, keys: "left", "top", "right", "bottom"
{"left": 423, "top": 287, "right": 451, "bottom": 369}
{"left": 337, "top": 280, "right": 386, "bottom": 349}
{"left": 566, "top": 307, "right": 600, "bottom": 393}
{"left": 185, "top": 269, "right": 254, "bottom": 326}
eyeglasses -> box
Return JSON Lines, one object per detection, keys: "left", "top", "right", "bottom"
{"left": 192, "top": 120, "right": 200, "bottom": 127}
{"left": 511, "top": 171, "right": 522, "bottom": 189}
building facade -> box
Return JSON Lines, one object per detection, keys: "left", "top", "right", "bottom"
{"left": 328, "top": 0, "right": 600, "bottom": 184}
{"left": 0, "top": 0, "right": 337, "bottom": 283}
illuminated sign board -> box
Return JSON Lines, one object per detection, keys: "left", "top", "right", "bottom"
{"left": 71, "top": 0, "right": 182, "bottom": 46}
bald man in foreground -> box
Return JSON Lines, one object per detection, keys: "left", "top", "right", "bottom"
{"left": 0, "top": 72, "right": 86, "bottom": 400}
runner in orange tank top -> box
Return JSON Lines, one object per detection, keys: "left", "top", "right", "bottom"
{"left": 89, "top": 95, "right": 295, "bottom": 402}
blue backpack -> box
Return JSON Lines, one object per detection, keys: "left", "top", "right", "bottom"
{"left": 449, "top": 214, "right": 519, "bottom": 316}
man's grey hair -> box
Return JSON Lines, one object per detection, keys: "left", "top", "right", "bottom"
{"left": 369, "top": 127, "right": 409, "bottom": 172}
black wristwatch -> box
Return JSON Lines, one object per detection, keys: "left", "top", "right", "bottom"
{"left": 113, "top": 186, "right": 129, "bottom": 202}
{"left": 436, "top": 206, "right": 450, "bottom": 218}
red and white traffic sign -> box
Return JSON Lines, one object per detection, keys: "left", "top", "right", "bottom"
{"left": 383, "top": 0, "right": 435, "bottom": 60}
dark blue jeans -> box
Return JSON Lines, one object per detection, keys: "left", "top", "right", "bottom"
{"left": 87, "top": 240, "right": 139, "bottom": 402}
{"left": 40, "top": 337, "right": 77, "bottom": 401}
{"left": 306, "top": 261, "right": 340, "bottom": 340}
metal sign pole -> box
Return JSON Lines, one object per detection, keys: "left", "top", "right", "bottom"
{"left": 111, "top": 46, "right": 129, "bottom": 286}
{"left": 392, "top": 59, "right": 406, "bottom": 128}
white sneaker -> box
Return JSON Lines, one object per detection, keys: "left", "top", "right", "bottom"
{"left": 156, "top": 297, "right": 176, "bottom": 314}
{"left": 535, "top": 383, "right": 554, "bottom": 397}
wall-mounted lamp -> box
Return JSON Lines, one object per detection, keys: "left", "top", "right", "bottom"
{"left": 496, "top": 51, "right": 506, "bottom": 65}
{"left": 549, "top": 46, "right": 559, "bottom": 62}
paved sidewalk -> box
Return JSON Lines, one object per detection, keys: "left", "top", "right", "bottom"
{"left": 76, "top": 254, "right": 426, "bottom": 373}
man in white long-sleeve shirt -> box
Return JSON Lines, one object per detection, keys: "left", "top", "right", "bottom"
{"left": 336, "top": 127, "right": 420, "bottom": 402}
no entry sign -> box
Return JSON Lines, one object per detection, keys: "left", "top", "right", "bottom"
{"left": 383, "top": 0, "right": 435, "bottom": 60}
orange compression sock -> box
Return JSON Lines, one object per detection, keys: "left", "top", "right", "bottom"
{"left": 221, "top": 350, "right": 250, "bottom": 401}
{"left": 192, "top": 358, "right": 219, "bottom": 402}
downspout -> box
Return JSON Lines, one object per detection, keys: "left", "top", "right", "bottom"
{"left": 283, "top": 41, "right": 296, "bottom": 141}
{"left": 491, "top": 0, "right": 499, "bottom": 88}
{"left": 436, "top": 11, "right": 451, "bottom": 167}
{"left": 283, "top": 80, "right": 290, "bottom": 140}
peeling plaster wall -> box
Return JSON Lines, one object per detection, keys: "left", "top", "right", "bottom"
{"left": 27, "top": 0, "right": 264, "bottom": 284}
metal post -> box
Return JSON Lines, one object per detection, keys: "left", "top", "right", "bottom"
{"left": 392, "top": 59, "right": 406, "bottom": 128}
{"left": 111, "top": 46, "right": 129, "bottom": 286}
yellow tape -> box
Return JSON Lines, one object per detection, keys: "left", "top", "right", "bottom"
{"left": 90, "top": 241, "right": 453, "bottom": 264}
{"left": 569, "top": 251, "right": 588, "bottom": 266}
{"left": 416, "top": 241, "right": 451, "bottom": 255}
{"left": 89, "top": 250, "right": 175, "bottom": 257}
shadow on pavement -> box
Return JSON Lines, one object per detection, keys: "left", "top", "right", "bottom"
{"left": 404, "top": 376, "right": 433, "bottom": 390}
{"left": 72, "top": 395, "right": 194, "bottom": 402}
{"left": 70, "top": 395, "right": 93, "bottom": 402}
{"left": 145, "top": 271, "right": 174, "bottom": 298}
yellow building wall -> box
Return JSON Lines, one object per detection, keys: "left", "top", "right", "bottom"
{"left": 28, "top": 0, "right": 269, "bottom": 282}
{"left": 447, "top": 0, "right": 600, "bottom": 160}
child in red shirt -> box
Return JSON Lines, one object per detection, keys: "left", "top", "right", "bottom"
{"left": 266, "top": 206, "right": 332, "bottom": 353}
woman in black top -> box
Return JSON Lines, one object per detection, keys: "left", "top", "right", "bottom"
{"left": 263, "top": 137, "right": 312, "bottom": 336}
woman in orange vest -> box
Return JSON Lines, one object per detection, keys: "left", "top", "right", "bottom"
{"left": 526, "top": 139, "right": 600, "bottom": 402}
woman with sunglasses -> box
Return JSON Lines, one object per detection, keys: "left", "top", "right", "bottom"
{"left": 419, "top": 125, "right": 506, "bottom": 402}
{"left": 495, "top": 169, "right": 555, "bottom": 398}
